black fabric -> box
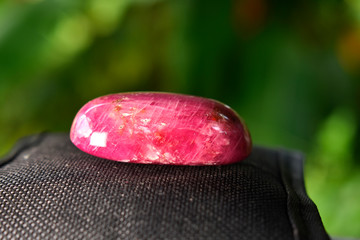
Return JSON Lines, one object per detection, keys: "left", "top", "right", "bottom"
{"left": 0, "top": 133, "right": 329, "bottom": 240}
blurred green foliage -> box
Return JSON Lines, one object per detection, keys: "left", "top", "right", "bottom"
{"left": 0, "top": 0, "right": 359, "bottom": 237}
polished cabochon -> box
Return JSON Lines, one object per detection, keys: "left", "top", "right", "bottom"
{"left": 70, "top": 92, "right": 252, "bottom": 165}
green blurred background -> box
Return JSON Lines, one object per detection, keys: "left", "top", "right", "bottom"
{"left": 0, "top": 0, "right": 359, "bottom": 237}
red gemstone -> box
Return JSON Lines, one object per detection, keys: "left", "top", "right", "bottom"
{"left": 70, "top": 92, "right": 252, "bottom": 165}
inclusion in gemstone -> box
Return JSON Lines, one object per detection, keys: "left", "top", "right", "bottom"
{"left": 70, "top": 92, "right": 252, "bottom": 165}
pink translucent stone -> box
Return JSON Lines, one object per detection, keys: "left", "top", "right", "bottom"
{"left": 70, "top": 92, "right": 252, "bottom": 165}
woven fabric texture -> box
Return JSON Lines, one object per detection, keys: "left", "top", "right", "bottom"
{"left": 0, "top": 133, "right": 329, "bottom": 240}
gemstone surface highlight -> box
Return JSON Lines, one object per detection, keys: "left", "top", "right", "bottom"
{"left": 70, "top": 92, "right": 252, "bottom": 165}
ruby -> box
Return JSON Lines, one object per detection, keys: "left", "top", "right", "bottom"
{"left": 70, "top": 92, "right": 252, "bottom": 165}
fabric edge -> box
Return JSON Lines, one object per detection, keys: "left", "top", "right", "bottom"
{"left": 0, "top": 133, "right": 46, "bottom": 167}
{"left": 278, "top": 148, "right": 330, "bottom": 240}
